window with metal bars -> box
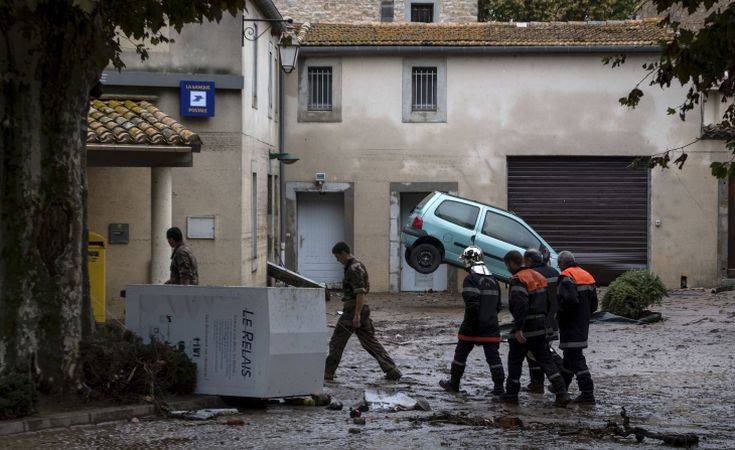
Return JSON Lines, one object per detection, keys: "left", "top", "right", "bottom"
{"left": 411, "top": 67, "right": 438, "bottom": 111}
{"left": 380, "top": 0, "right": 394, "bottom": 22}
{"left": 411, "top": 3, "right": 434, "bottom": 22}
{"left": 307, "top": 66, "right": 333, "bottom": 111}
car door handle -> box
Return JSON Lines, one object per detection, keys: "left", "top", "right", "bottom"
{"left": 454, "top": 242, "right": 469, "bottom": 249}
{"left": 299, "top": 235, "right": 304, "bottom": 248}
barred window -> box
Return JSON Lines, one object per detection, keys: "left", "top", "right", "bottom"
{"left": 380, "top": 0, "right": 394, "bottom": 22}
{"left": 411, "top": 3, "right": 434, "bottom": 22}
{"left": 307, "top": 66, "right": 333, "bottom": 111}
{"left": 411, "top": 67, "right": 437, "bottom": 111}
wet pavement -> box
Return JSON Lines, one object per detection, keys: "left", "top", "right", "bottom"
{"left": 2, "top": 289, "right": 735, "bottom": 449}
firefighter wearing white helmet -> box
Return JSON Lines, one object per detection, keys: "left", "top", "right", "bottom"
{"left": 439, "top": 246, "right": 505, "bottom": 395}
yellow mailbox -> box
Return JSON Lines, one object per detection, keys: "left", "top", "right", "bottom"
{"left": 88, "top": 231, "right": 106, "bottom": 323}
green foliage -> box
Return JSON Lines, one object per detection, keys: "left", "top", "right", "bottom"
{"left": 603, "top": 270, "right": 668, "bottom": 319}
{"left": 479, "top": 0, "right": 639, "bottom": 21}
{"left": 80, "top": 324, "right": 196, "bottom": 402}
{"left": 605, "top": 0, "right": 735, "bottom": 177}
{"left": 0, "top": 372, "right": 39, "bottom": 420}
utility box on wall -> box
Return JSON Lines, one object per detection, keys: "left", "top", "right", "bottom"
{"left": 124, "top": 285, "right": 328, "bottom": 398}
{"left": 88, "top": 231, "right": 106, "bottom": 323}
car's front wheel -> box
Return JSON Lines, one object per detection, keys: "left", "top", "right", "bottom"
{"left": 408, "top": 243, "right": 442, "bottom": 274}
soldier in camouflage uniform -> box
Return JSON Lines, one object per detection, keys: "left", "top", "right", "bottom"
{"left": 165, "top": 227, "right": 199, "bottom": 285}
{"left": 324, "top": 242, "right": 402, "bottom": 381}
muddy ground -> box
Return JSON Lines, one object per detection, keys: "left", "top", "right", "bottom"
{"left": 2, "top": 289, "right": 734, "bottom": 449}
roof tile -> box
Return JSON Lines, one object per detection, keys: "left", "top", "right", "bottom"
{"left": 87, "top": 99, "right": 202, "bottom": 148}
{"left": 298, "top": 20, "right": 671, "bottom": 47}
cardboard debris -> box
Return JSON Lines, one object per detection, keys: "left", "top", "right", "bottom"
{"left": 364, "top": 389, "right": 428, "bottom": 412}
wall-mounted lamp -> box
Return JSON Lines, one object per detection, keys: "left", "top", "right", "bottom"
{"left": 278, "top": 35, "right": 300, "bottom": 74}
{"left": 269, "top": 152, "right": 300, "bottom": 164}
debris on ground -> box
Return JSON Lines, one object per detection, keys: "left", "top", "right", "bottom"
{"left": 364, "top": 389, "right": 430, "bottom": 412}
{"left": 327, "top": 401, "right": 344, "bottom": 411}
{"left": 168, "top": 408, "right": 239, "bottom": 420}
{"left": 312, "top": 393, "right": 332, "bottom": 406}
{"left": 348, "top": 428, "right": 362, "bottom": 434}
{"left": 225, "top": 418, "right": 245, "bottom": 426}
{"left": 605, "top": 408, "right": 699, "bottom": 447}
{"left": 411, "top": 411, "right": 495, "bottom": 427}
{"left": 590, "top": 310, "right": 662, "bottom": 325}
{"left": 130, "top": 417, "right": 140, "bottom": 424}
{"left": 350, "top": 408, "right": 362, "bottom": 418}
{"left": 353, "top": 417, "right": 366, "bottom": 425}
{"left": 495, "top": 416, "right": 523, "bottom": 429}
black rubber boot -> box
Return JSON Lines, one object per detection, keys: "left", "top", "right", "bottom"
{"left": 549, "top": 375, "right": 570, "bottom": 408}
{"left": 385, "top": 369, "right": 402, "bottom": 381}
{"left": 571, "top": 392, "right": 596, "bottom": 405}
{"left": 493, "top": 392, "right": 519, "bottom": 404}
{"left": 490, "top": 366, "right": 505, "bottom": 397}
{"left": 439, "top": 363, "right": 464, "bottom": 392}
{"left": 523, "top": 382, "right": 544, "bottom": 394}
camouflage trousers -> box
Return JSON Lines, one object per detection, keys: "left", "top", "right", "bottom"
{"left": 324, "top": 304, "right": 399, "bottom": 377}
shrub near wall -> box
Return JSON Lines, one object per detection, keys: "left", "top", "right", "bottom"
{"left": 602, "top": 270, "right": 668, "bottom": 319}
{"left": 0, "top": 372, "right": 39, "bottom": 420}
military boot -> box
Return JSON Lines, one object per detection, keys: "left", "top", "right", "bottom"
{"left": 549, "top": 374, "right": 571, "bottom": 407}
{"left": 490, "top": 366, "right": 505, "bottom": 396}
{"left": 571, "top": 392, "right": 596, "bottom": 405}
{"left": 439, "top": 362, "right": 464, "bottom": 393}
{"left": 523, "top": 382, "right": 544, "bottom": 394}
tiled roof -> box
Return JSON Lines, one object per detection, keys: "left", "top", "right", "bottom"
{"left": 87, "top": 99, "right": 201, "bottom": 148}
{"left": 298, "top": 20, "right": 671, "bottom": 47}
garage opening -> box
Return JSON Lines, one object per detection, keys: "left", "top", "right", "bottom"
{"left": 297, "top": 192, "right": 345, "bottom": 287}
{"left": 508, "top": 156, "right": 648, "bottom": 285}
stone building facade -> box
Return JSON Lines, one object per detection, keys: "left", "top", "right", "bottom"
{"left": 274, "top": 0, "right": 477, "bottom": 23}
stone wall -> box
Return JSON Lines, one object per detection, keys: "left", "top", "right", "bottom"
{"left": 274, "top": 0, "right": 477, "bottom": 23}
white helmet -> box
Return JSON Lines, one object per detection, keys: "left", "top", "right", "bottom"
{"left": 460, "top": 246, "right": 491, "bottom": 275}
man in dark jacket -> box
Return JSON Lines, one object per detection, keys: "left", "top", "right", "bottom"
{"left": 523, "top": 249, "right": 561, "bottom": 393}
{"left": 497, "top": 250, "right": 570, "bottom": 407}
{"left": 557, "top": 250, "right": 598, "bottom": 405}
{"left": 440, "top": 246, "right": 504, "bottom": 395}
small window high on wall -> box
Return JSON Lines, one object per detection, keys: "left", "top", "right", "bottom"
{"left": 411, "top": 3, "right": 434, "bottom": 22}
{"left": 307, "top": 66, "right": 333, "bottom": 111}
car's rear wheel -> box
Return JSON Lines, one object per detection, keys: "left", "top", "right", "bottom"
{"left": 408, "top": 243, "right": 442, "bottom": 274}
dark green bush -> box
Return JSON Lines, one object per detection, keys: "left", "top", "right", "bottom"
{"left": 80, "top": 324, "right": 196, "bottom": 402}
{"left": 0, "top": 371, "right": 39, "bottom": 420}
{"left": 602, "top": 270, "right": 667, "bottom": 319}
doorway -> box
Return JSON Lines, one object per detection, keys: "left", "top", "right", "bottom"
{"left": 297, "top": 192, "right": 345, "bottom": 287}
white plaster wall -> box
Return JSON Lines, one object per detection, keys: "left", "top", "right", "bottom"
{"left": 283, "top": 53, "right": 726, "bottom": 290}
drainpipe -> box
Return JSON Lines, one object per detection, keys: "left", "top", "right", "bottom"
{"left": 278, "top": 64, "right": 286, "bottom": 266}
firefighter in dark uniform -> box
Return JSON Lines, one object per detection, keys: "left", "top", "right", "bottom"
{"left": 523, "top": 248, "right": 561, "bottom": 393}
{"left": 165, "top": 227, "right": 199, "bottom": 285}
{"left": 557, "top": 250, "right": 597, "bottom": 405}
{"left": 439, "top": 246, "right": 504, "bottom": 395}
{"left": 497, "top": 250, "right": 570, "bottom": 407}
{"left": 324, "top": 242, "right": 402, "bottom": 381}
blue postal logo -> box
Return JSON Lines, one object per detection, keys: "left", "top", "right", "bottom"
{"left": 180, "top": 80, "right": 215, "bottom": 117}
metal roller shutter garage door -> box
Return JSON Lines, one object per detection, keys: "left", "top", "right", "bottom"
{"left": 507, "top": 156, "right": 648, "bottom": 285}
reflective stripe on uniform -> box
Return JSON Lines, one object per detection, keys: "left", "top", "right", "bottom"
{"left": 526, "top": 314, "right": 545, "bottom": 319}
{"left": 529, "top": 366, "right": 542, "bottom": 371}
{"left": 452, "top": 360, "right": 466, "bottom": 367}
{"left": 458, "top": 334, "right": 501, "bottom": 343}
{"left": 548, "top": 373, "right": 562, "bottom": 380}
{"left": 523, "top": 329, "right": 547, "bottom": 338}
{"left": 508, "top": 379, "right": 520, "bottom": 384}
{"left": 480, "top": 290, "right": 499, "bottom": 296}
{"left": 463, "top": 287, "right": 480, "bottom": 294}
{"left": 561, "top": 367, "right": 574, "bottom": 374}
{"left": 546, "top": 277, "right": 557, "bottom": 284}
{"left": 490, "top": 364, "right": 503, "bottom": 369}
{"left": 511, "top": 286, "right": 528, "bottom": 294}
{"left": 559, "top": 341, "right": 588, "bottom": 348}
{"left": 577, "top": 285, "right": 595, "bottom": 292}
{"left": 576, "top": 370, "right": 590, "bottom": 376}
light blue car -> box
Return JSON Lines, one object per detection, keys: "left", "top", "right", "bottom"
{"left": 400, "top": 192, "right": 558, "bottom": 283}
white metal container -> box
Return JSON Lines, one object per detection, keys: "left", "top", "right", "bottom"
{"left": 124, "top": 285, "right": 328, "bottom": 398}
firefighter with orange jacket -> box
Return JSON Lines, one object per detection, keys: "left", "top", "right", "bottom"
{"left": 497, "top": 250, "right": 570, "bottom": 407}
{"left": 439, "top": 246, "right": 505, "bottom": 395}
{"left": 523, "top": 248, "right": 562, "bottom": 393}
{"left": 557, "top": 250, "right": 598, "bottom": 405}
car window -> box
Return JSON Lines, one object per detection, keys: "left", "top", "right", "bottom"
{"left": 415, "top": 192, "right": 437, "bottom": 211}
{"left": 482, "top": 210, "right": 541, "bottom": 249}
{"left": 434, "top": 200, "right": 479, "bottom": 230}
